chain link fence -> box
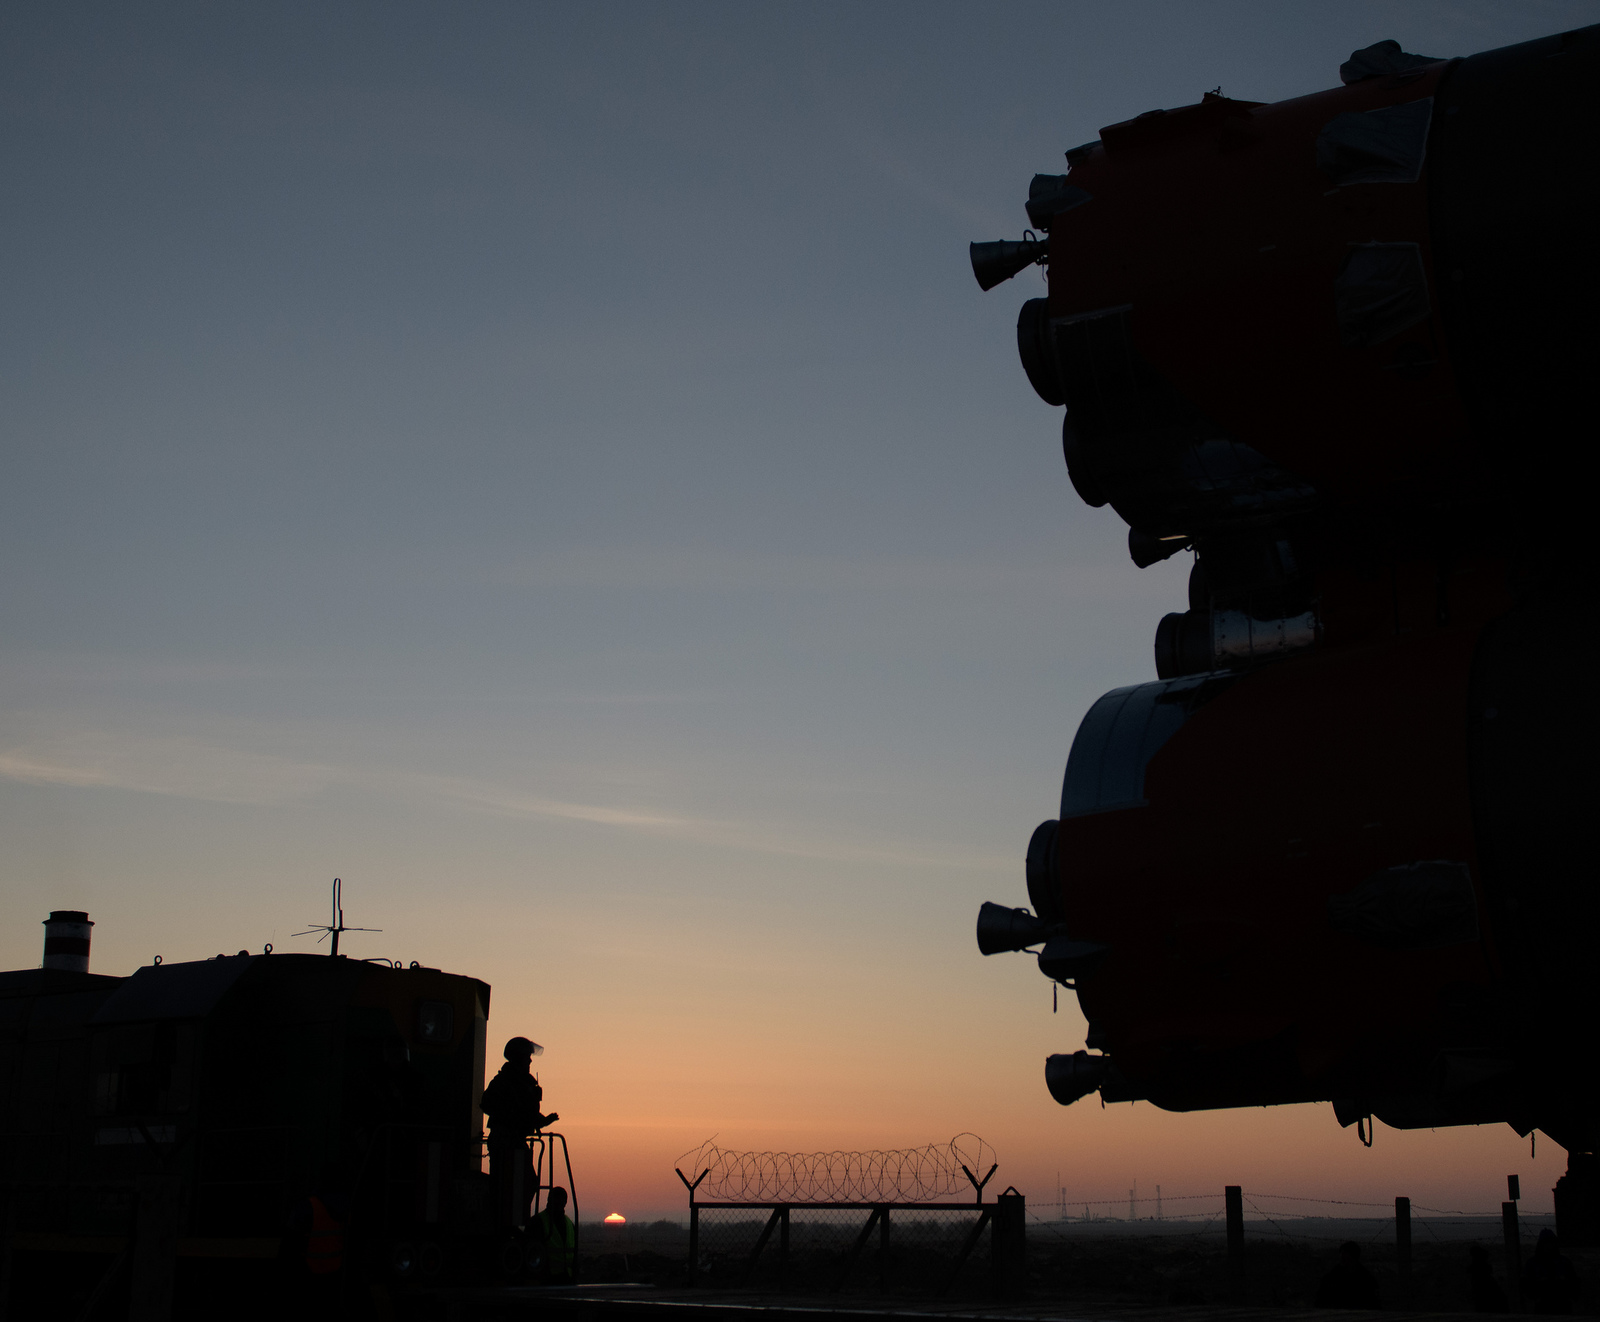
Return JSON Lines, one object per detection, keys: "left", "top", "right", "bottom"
{"left": 581, "top": 1186, "right": 1578, "bottom": 1310}
{"left": 692, "top": 1206, "right": 994, "bottom": 1294}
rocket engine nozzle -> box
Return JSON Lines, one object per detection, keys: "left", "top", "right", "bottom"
{"left": 1045, "top": 1051, "right": 1109, "bottom": 1106}
{"left": 969, "top": 238, "right": 1048, "bottom": 292}
{"left": 975, "top": 901, "right": 1051, "bottom": 955}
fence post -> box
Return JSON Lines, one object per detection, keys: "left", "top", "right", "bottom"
{"left": 1225, "top": 1186, "right": 1244, "bottom": 1302}
{"left": 879, "top": 1206, "right": 891, "bottom": 1287}
{"left": 1395, "top": 1197, "right": 1411, "bottom": 1301}
{"left": 993, "top": 1189, "right": 1026, "bottom": 1298}
{"left": 1503, "top": 1200, "right": 1522, "bottom": 1312}
{"left": 676, "top": 1166, "right": 708, "bottom": 1286}
{"left": 689, "top": 1202, "right": 700, "bottom": 1285}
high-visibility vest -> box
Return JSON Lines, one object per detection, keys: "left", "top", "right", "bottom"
{"left": 306, "top": 1195, "right": 345, "bottom": 1275}
{"left": 533, "top": 1210, "right": 576, "bottom": 1276}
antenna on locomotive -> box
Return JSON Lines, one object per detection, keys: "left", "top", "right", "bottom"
{"left": 292, "top": 877, "right": 380, "bottom": 957}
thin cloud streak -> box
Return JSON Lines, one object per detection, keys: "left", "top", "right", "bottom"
{"left": 0, "top": 731, "right": 338, "bottom": 807}
{"left": 483, "top": 545, "right": 1172, "bottom": 599}
{"left": 0, "top": 725, "right": 1010, "bottom": 872}
{"left": 427, "top": 772, "right": 1010, "bottom": 872}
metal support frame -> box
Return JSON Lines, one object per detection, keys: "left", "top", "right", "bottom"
{"left": 744, "top": 1207, "right": 783, "bottom": 1279}
{"left": 832, "top": 1206, "right": 885, "bottom": 1292}
{"left": 938, "top": 1206, "right": 993, "bottom": 1294}
{"left": 683, "top": 1161, "right": 1003, "bottom": 1295}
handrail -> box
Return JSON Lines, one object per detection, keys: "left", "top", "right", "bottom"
{"left": 529, "top": 1130, "right": 580, "bottom": 1276}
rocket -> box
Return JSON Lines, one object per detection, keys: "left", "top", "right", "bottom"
{"left": 971, "top": 23, "right": 1600, "bottom": 1226}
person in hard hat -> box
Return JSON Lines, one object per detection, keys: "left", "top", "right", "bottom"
{"left": 1521, "top": 1228, "right": 1579, "bottom": 1314}
{"left": 483, "top": 1036, "right": 559, "bottom": 1137}
{"left": 482, "top": 1037, "right": 559, "bottom": 1227}
{"left": 529, "top": 1186, "right": 577, "bottom": 1284}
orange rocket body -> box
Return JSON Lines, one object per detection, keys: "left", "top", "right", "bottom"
{"left": 974, "top": 24, "right": 1600, "bottom": 1165}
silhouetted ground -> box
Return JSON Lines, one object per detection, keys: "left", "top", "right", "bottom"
{"left": 570, "top": 1216, "right": 1596, "bottom": 1313}
{"left": 412, "top": 1217, "right": 1600, "bottom": 1321}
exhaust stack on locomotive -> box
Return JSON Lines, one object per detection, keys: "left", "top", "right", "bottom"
{"left": 42, "top": 909, "right": 93, "bottom": 973}
{"left": 970, "top": 24, "right": 1600, "bottom": 1237}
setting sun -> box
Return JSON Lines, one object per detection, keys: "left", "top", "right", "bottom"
{"left": 604, "top": 1213, "right": 626, "bottom": 1225}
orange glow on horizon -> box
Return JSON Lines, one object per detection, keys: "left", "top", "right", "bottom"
{"left": 604, "top": 1213, "right": 627, "bottom": 1224}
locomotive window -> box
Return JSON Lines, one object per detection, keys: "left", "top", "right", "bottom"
{"left": 417, "top": 1000, "right": 454, "bottom": 1044}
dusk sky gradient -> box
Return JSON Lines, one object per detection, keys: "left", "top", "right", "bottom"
{"left": 4, "top": 1, "right": 1596, "bottom": 1218}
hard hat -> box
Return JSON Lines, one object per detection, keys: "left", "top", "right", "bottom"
{"left": 504, "top": 1036, "right": 544, "bottom": 1060}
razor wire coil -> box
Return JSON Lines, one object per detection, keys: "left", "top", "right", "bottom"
{"left": 678, "top": 1133, "right": 996, "bottom": 1204}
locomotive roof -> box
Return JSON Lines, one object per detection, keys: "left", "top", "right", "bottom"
{"left": 0, "top": 967, "right": 121, "bottom": 998}
{"left": 90, "top": 953, "right": 259, "bottom": 1023}
{"left": 0, "top": 953, "right": 491, "bottom": 1031}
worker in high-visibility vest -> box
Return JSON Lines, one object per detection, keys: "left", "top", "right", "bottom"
{"left": 529, "top": 1186, "right": 577, "bottom": 1283}
{"left": 304, "top": 1194, "right": 345, "bottom": 1275}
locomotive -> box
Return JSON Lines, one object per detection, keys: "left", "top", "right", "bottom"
{"left": 970, "top": 24, "right": 1600, "bottom": 1230}
{"left": 0, "top": 909, "right": 563, "bottom": 1318}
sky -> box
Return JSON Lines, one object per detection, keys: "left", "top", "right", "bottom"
{"left": 4, "top": 0, "right": 1596, "bottom": 1221}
